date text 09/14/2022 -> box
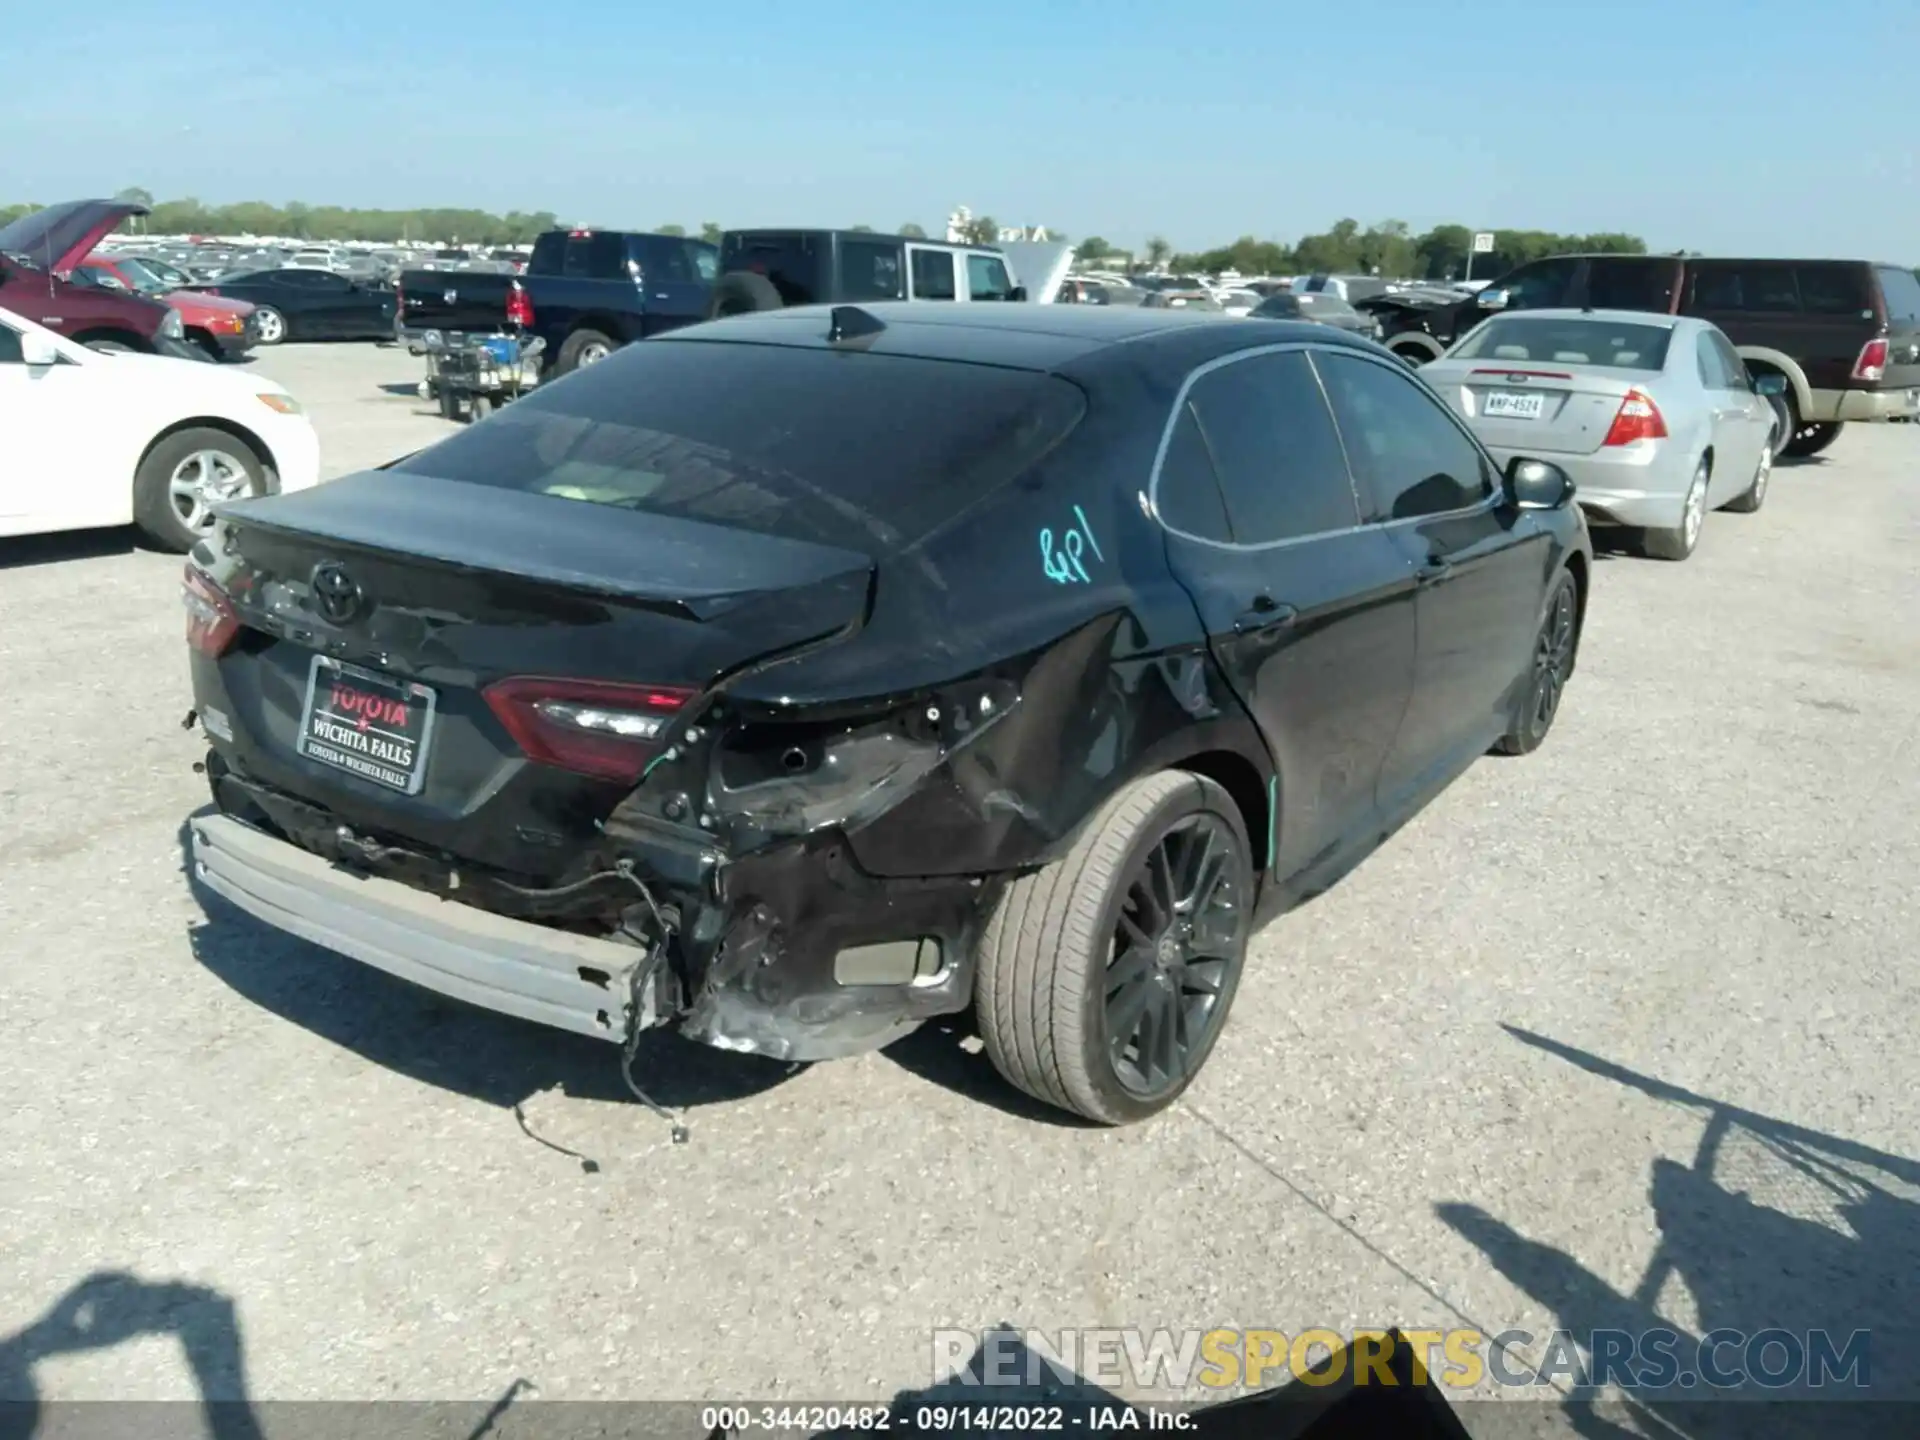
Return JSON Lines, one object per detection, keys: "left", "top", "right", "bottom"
{"left": 701, "top": 1404, "right": 1194, "bottom": 1433}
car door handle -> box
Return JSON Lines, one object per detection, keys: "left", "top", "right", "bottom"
{"left": 1416, "top": 559, "right": 1453, "bottom": 584}
{"left": 1233, "top": 597, "right": 1297, "bottom": 633}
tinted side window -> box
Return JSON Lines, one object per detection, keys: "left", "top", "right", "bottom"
{"left": 0, "top": 323, "right": 22, "bottom": 364}
{"left": 1877, "top": 267, "right": 1920, "bottom": 323}
{"left": 1498, "top": 258, "right": 1580, "bottom": 310}
{"left": 1689, "top": 263, "right": 1799, "bottom": 312}
{"left": 910, "top": 249, "right": 957, "bottom": 300}
{"left": 1184, "top": 350, "right": 1359, "bottom": 544}
{"left": 837, "top": 239, "right": 905, "bottom": 302}
{"left": 1710, "top": 333, "right": 1750, "bottom": 389}
{"left": 1584, "top": 258, "right": 1674, "bottom": 312}
{"left": 686, "top": 241, "right": 718, "bottom": 282}
{"left": 1154, "top": 403, "right": 1233, "bottom": 542}
{"left": 967, "top": 254, "right": 1016, "bottom": 301}
{"left": 1316, "top": 352, "right": 1492, "bottom": 521}
{"left": 1797, "top": 265, "right": 1869, "bottom": 316}
{"left": 645, "top": 236, "right": 699, "bottom": 283}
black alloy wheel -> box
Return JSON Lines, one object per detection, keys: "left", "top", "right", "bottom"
{"left": 1104, "top": 812, "right": 1243, "bottom": 1098}
{"left": 1496, "top": 572, "right": 1578, "bottom": 756}
{"left": 975, "top": 770, "right": 1253, "bottom": 1124}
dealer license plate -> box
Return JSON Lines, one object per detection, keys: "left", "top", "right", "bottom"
{"left": 295, "top": 655, "right": 437, "bottom": 795}
{"left": 1482, "top": 391, "right": 1546, "bottom": 419}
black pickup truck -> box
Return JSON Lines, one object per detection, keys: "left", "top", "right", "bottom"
{"left": 397, "top": 228, "right": 717, "bottom": 375}
{"left": 1373, "top": 254, "right": 1920, "bottom": 455}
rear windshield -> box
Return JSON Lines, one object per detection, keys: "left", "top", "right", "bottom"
{"left": 1453, "top": 316, "right": 1674, "bottom": 370}
{"left": 392, "top": 341, "right": 1088, "bottom": 552}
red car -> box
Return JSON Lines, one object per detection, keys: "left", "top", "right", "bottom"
{"left": 78, "top": 252, "right": 256, "bottom": 360}
{"left": 0, "top": 199, "right": 185, "bottom": 354}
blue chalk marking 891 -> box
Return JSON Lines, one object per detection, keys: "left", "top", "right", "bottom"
{"left": 1041, "top": 504, "right": 1105, "bottom": 585}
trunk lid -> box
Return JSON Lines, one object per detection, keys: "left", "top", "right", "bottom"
{"left": 0, "top": 200, "right": 146, "bottom": 277}
{"left": 1423, "top": 359, "right": 1644, "bottom": 456}
{"left": 201, "top": 473, "right": 875, "bottom": 861}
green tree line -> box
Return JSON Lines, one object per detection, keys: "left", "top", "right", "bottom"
{"left": 1, "top": 194, "right": 1653, "bottom": 279}
{"left": 1077, "top": 219, "right": 1651, "bottom": 282}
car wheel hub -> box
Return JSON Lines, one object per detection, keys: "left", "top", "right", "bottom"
{"left": 1104, "top": 813, "right": 1243, "bottom": 1098}
{"left": 1530, "top": 584, "right": 1576, "bottom": 731}
{"left": 169, "top": 450, "right": 251, "bottom": 534}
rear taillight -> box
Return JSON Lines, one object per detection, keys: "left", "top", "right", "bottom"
{"left": 505, "top": 282, "right": 534, "bottom": 329}
{"left": 183, "top": 566, "right": 240, "bottom": 657}
{"left": 484, "top": 678, "right": 695, "bottom": 784}
{"left": 1852, "top": 338, "right": 1888, "bottom": 382}
{"left": 1603, "top": 388, "right": 1669, "bottom": 446}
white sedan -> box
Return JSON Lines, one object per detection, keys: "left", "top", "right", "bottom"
{"left": 0, "top": 304, "right": 321, "bottom": 552}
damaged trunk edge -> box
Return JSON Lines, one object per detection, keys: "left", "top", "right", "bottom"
{"left": 206, "top": 603, "right": 1249, "bottom": 1063}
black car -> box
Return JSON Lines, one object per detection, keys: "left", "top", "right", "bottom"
{"left": 183, "top": 268, "right": 397, "bottom": 344}
{"left": 184, "top": 304, "right": 1591, "bottom": 1124}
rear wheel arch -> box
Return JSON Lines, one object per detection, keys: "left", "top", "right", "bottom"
{"left": 1172, "top": 748, "right": 1274, "bottom": 877}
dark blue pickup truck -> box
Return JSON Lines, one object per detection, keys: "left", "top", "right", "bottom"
{"left": 396, "top": 227, "right": 716, "bottom": 376}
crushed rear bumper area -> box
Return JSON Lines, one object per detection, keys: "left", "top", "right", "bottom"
{"left": 191, "top": 812, "right": 650, "bottom": 1042}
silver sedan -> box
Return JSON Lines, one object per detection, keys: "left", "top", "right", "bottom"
{"left": 1421, "top": 309, "right": 1787, "bottom": 561}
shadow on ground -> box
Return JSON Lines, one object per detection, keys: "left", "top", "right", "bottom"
{"left": 0, "top": 528, "right": 146, "bottom": 570}
{"left": 0, "top": 1272, "right": 264, "bottom": 1439}
{"left": 176, "top": 815, "right": 802, "bottom": 1124}
{"left": 1437, "top": 1025, "right": 1918, "bottom": 1439}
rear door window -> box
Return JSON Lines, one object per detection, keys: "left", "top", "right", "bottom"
{"left": 392, "top": 342, "right": 1088, "bottom": 552}
{"left": 836, "top": 239, "right": 905, "bottom": 302}
{"left": 1583, "top": 258, "right": 1675, "bottom": 312}
{"left": 966, "top": 253, "right": 1016, "bottom": 301}
{"left": 1796, "top": 265, "right": 1870, "bottom": 316}
{"left": 1181, "top": 350, "right": 1360, "bottom": 543}
{"left": 909, "top": 248, "right": 957, "bottom": 300}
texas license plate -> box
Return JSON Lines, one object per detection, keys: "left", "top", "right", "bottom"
{"left": 1483, "top": 391, "right": 1545, "bottom": 419}
{"left": 295, "top": 655, "right": 437, "bottom": 795}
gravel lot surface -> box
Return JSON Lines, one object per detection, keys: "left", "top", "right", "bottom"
{"left": 2, "top": 343, "right": 1915, "bottom": 1432}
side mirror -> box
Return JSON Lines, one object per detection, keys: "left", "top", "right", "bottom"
{"left": 1506, "top": 456, "right": 1575, "bottom": 510}
{"left": 1753, "top": 373, "right": 1787, "bottom": 397}
{"left": 20, "top": 331, "right": 61, "bottom": 367}
{"left": 1007, "top": 285, "right": 1028, "bottom": 302}
{"left": 1476, "top": 288, "right": 1509, "bottom": 311}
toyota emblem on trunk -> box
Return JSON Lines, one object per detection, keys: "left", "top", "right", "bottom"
{"left": 311, "top": 563, "right": 363, "bottom": 624}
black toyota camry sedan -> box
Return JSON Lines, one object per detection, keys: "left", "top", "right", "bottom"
{"left": 184, "top": 303, "right": 1591, "bottom": 1124}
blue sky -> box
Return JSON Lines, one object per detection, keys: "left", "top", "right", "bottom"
{"left": 6, "top": 0, "right": 1915, "bottom": 256}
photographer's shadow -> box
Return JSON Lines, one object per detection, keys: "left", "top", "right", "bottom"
{"left": 0, "top": 1272, "right": 263, "bottom": 1440}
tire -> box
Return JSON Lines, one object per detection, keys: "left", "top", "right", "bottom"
{"left": 1784, "top": 421, "right": 1842, "bottom": 459}
{"left": 251, "top": 307, "right": 287, "bottom": 345}
{"left": 1764, "top": 392, "right": 1793, "bottom": 457}
{"left": 1494, "top": 570, "right": 1579, "bottom": 756}
{"left": 190, "top": 332, "right": 225, "bottom": 362}
{"left": 438, "top": 386, "right": 459, "bottom": 421}
{"left": 555, "top": 328, "right": 615, "bottom": 375}
{"left": 470, "top": 393, "right": 493, "bottom": 422}
{"left": 1643, "top": 457, "right": 1709, "bottom": 561}
{"left": 975, "top": 771, "right": 1254, "bottom": 1125}
{"left": 1723, "top": 433, "right": 1772, "bottom": 514}
{"left": 708, "top": 271, "right": 785, "bottom": 319}
{"left": 1389, "top": 343, "right": 1433, "bottom": 368}
{"left": 132, "top": 427, "right": 267, "bottom": 553}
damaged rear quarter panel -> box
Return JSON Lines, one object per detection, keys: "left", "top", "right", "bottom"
{"left": 705, "top": 390, "right": 1276, "bottom": 880}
